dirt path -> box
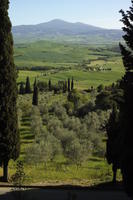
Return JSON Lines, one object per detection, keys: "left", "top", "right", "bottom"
{"left": 0, "top": 188, "right": 132, "bottom": 200}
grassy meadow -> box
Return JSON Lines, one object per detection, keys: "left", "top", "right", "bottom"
{"left": 16, "top": 40, "right": 124, "bottom": 90}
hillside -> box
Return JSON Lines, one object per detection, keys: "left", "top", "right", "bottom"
{"left": 14, "top": 41, "right": 124, "bottom": 90}
{"left": 12, "top": 19, "right": 123, "bottom": 44}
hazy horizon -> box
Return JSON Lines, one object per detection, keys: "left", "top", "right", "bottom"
{"left": 9, "top": 0, "right": 131, "bottom": 29}
{"left": 12, "top": 18, "right": 123, "bottom": 30}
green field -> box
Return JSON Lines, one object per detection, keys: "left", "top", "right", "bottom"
{"left": 14, "top": 41, "right": 120, "bottom": 68}
{"left": 15, "top": 40, "right": 124, "bottom": 90}
{"left": 18, "top": 69, "right": 123, "bottom": 90}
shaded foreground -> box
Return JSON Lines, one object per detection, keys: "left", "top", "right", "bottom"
{"left": 0, "top": 183, "right": 132, "bottom": 200}
{"left": 0, "top": 188, "right": 131, "bottom": 200}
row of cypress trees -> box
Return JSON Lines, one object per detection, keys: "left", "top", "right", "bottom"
{"left": 19, "top": 77, "right": 74, "bottom": 107}
{"left": 27, "top": 77, "right": 74, "bottom": 106}
{"left": 19, "top": 77, "right": 74, "bottom": 94}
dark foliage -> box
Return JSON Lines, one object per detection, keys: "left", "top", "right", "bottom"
{"left": 48, "top": 79, "right": 52, "bottom": 91}
{"left": 25, "top": 76, "right": 31, "bottom": 93}
{"left": 106, "top": 1, "right": 133, "bottom": 194}
{"left": 119, "top": 1, "right": 133, "bottom": 195}
{"left": 32, "top": 79, "right": 39, "bottom": 106}
{"left": 68, "top": 78, "right": 70, "bottom": 92}
{"left": 63, "top": 80, "right": 68, "bottom": 93}
{"left": 95, "top": 84, "right": 123, "bottom": 111}
{"left": 106, "top": 105, "right": 121, "bottom": 183}
{"left": 71, "top": 77, "right": 74, "bottom": 91}
{"left": 97, "top": 84, "right": 104, "bottom": 93}
{"left": 19, "top": 82, "right": 25, "bottom": 94}
{"left": 37, "top": 81, "right": 48, "bottom": 92}
{"left": 0, "top": 0, "right": 20, "bottom": 181}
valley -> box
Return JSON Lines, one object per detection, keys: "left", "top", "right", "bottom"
{"left": 15, "top": 40, "right": 124, "bottom": 89}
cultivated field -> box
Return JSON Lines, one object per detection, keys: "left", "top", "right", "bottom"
{"left": 15, "top": 41, "right": 124, "bottom": 89}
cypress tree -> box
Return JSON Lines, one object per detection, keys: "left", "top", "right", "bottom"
{"left": 32, "top": 79, "right": 39, "bottom": 106}
{"left": 48, "top": 79, "right": 52, "bottom": 91}
{"left": 0, "top": 0, "right": 20, "bottom": 181}
{"left": 71, "top": 77, "right": 74, "bottom": 91}
{"left": 106, "top": 104, "right": 120, "bottom": 183}
{"left": 63, "top": 80, "right": 67, "bottom": 93}
{"left": 25, "top": 76, "right": 31, "bottom": 93}
{"left": 63, "top": 81, "right": 66, "bottom": 93}
{"left": 68, "top": 78, "right": 70, "bottom": 92}
{"left": 65, "top": 80, "right": 67, "bottom": 92}
{"left": 119, "top": 1, "right": 133, "bottom": 194}
{"left": 19, "top": 82, "right": 25, "bottom": 94}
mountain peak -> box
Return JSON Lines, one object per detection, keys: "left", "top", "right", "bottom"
{"left": 12, "top": 19, "right": 122, "bottom": 44}
{"left": 40, "top": 19, "right": 69, "bottom": 26}
{"left": 48, "top": 19, "right": 66, "bottom": 23}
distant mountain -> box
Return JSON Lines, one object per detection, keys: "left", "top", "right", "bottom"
{"left": 12, "top": 19, "right": 123, "bottom": 44}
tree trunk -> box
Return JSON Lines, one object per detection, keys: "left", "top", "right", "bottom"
{"left": 3, "top": 161, "right": 8, "bottom": 182}
{"left": 112, "top": 164, "right": 117, "bottom": 184}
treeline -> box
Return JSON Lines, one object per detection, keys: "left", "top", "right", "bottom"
{"left": 16, "top": 66, "right": 69, "bottom": 71}
{"left": 17, "top": 66, "right": 51, "bottom": 71}
{"left": 19, "top": 77, "right": 75, "bottom": 107}
{"left": 19, "top": 77, "right": 74, "bottom": 95}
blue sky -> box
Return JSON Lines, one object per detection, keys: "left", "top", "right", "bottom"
{"left": 9, "top": 0, "right": 131, "bottom": 29}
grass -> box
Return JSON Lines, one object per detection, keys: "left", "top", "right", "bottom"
{"left": 6, "top": 155, "right": 122, "bottom": 185}
{"left": 14, "top": 40, "right": 122, "bottom": 68}
{"left": 15, "top": 40, "right": 124, "bottom": 90}
{"left": 6, "top": 158, "right": 113, "bottom": 185}
{"left": 20, "top": 115, "right": 34, "bottom": 158}
{"left": 18, "top": 68, "right": 124, "bottom": 90}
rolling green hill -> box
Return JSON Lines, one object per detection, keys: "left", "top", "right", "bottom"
{"left": 15, "top": 40, "right": 124, "bottom": 89}
{"left": 14, "top": 41, "right": 121, "bottom": 68}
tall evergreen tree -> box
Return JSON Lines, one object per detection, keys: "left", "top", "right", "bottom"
{"left": 68, "top": 78, "right": 70, "bottom": 92}
{"left": 0, "top": 0, "right": 20, "bottom": 181}
{"left": 63, "top": 82, "right": 65, "bottom": 93}
{"left": 106, "top": 104, "right": 120, "bottom": 183}
{"left": 25, "top": 76, "right": 31, "bottom": 93}
{"left": 71, "top": 77, "right": 74, "bottom": 91}
{"left": 48, "top": 79, "right": 52, "bottom": 91}
{"left": 32, "top": 79, "right": 39, "bottom": 106}
{"left": 63, "top": 80, "right": 67, "bottom": 93}
{"left": 119, "top": 1, "right": 133, "bottom": 194}
{"left": 65, "top": 80, "right": 67, "bottom": 92}
{"left": 19, "top": 82, "right": 25, "bottom": 94}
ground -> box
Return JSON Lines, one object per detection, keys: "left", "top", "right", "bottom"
{"left": 0, "top": 187, "right": 131, "bottom": 200}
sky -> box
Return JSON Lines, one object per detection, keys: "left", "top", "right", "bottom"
{"left": 9, "top": 0, "right": 131, "bottom": 29}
